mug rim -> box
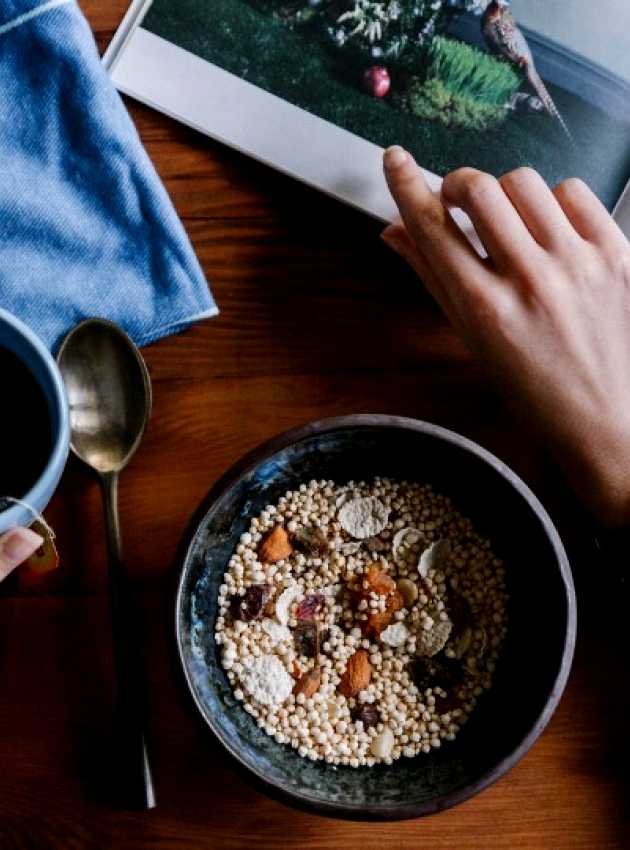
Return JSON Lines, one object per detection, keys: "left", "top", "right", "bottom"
{"left": 0, "top": 308, "right": 70, "bottom": 533}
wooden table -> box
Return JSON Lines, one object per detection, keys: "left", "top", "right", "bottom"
{"left": 1, "top": 3, "right": 628, "bottom": 847}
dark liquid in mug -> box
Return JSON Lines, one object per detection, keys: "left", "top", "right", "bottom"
{"left": 0, "top": 346, "right": 52, "bottom": 501}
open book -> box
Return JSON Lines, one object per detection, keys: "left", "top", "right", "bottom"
{"left": 105, "top": 0, "right": 630, "bottom": 235}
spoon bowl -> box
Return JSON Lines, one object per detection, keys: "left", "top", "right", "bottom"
{"left": 57, "top": 319, "right": 151, "bottom": 473}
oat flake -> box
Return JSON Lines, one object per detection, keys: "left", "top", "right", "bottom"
{"left": 380, "top": 623, "right": 409, "bottom": 647}
{"left": 338, "top": 497, "right": 390, "bottom": 540}
{"left": 240, "top": 655, "right": 294, "bottom": 707}
{"left": 416, "top": 618, "right": 453, "bottom": 657}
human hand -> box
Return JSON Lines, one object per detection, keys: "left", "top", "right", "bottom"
{"left": 382, "top": 146, "right": 630, "bottom": 526}
{"left": 0, "top": 528, "right": 44, "bottom": 582}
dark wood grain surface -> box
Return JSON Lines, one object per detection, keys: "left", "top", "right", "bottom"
{"left": 1, "top": 2, "right": 628, "bottom": 847}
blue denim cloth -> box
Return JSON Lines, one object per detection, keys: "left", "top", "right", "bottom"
{"left": 0, "top": 0, "right": 217, "bottom": 351}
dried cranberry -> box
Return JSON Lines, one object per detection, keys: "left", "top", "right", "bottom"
{"left": 231, "top": 584, "right": 272, "bottom": 622}
{"left": 294, "top": 622, "right": 319, "bottom": 658}
{"left": 296, "top": 593, "right": 325, "bottom": 621}
{"left": 352, "top": 703, "right": 379, "bottom": 729}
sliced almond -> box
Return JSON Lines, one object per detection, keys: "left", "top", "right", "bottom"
{"left": 477, "top": 626, "right": 488, "bottom": 658}
{"left": 275, "top": 584, "right": 302, "bottom": 626}
{"left": 418, "top": 539, "right": 451, "bottom": 578}
{"left": 392, "top": 527, "right": 424, "bottom": 560}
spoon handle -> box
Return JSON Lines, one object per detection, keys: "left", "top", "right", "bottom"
{"left": 102, "top": 471, "right": 156, "bottom": 810}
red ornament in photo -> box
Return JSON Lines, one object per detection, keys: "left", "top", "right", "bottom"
{"left": 363, "top": 66, "right": 390, "bottom": 98}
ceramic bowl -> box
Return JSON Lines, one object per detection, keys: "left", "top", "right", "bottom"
{"left": 176, "top": 415, "right": 576, "bottom": 819}
{"left": 0, "top": 308, "right": 70, "bottom": 534}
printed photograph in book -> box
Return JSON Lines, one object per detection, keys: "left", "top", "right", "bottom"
{"left": 141, "top": 0, "right": 630, "bottom": 209}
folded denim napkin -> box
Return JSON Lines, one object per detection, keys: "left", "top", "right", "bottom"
{"left": 0, "top": 0, "right": 217, "bottom": 351}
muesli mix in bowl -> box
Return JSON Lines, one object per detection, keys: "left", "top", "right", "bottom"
{"left": 215, "top": 478, "right": 508, "bottom": 767}
{"left": 176, "top": 417, "right": 575, "bottom": 819}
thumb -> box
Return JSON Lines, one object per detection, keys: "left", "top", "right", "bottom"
{"left": 0, "top": 528, "right": 44, "bottom": 582}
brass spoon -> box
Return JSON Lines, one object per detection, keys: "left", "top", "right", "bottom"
{"left": 57, "top": 319, "right": 155, "bottom": 810}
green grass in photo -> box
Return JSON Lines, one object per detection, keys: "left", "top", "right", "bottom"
{"left": 407, "top": 77, "right": 506, "bottom": 131}
{"left": 407, "top": 37, "right": 523, "bottom": 131}
{"left": 428, "top": 36, "right": 522, "bottom": 105}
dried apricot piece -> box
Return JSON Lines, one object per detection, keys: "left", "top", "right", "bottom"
{"left": 293, "top": 667, "right": 322, "bottom": 698}
{"left": 365, "top": 564, "right": 396, "bottom": 596}
{"left": 363, "top": 590, "right": 404, "bottom": 637}
{"left": 258, "top": 525, "right": 293, "bottom": 564}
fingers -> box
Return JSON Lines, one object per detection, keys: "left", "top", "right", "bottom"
{"left": 381, "top": 224, "right": 431, "bottom": 280}
{"left": 442, "top": 167, "right": 540, "bottom": 271}
{"left": 553, "top": 177, "right": 628, "bottom": 250}
{"left": 0, "top": 527, "right": 43, "bottom": 582}
{"left": 499, "top": 167, "right": 576, "bottom": 250}
{"left": 383, "top": 147, "right": 488, "bottom": 290}
{"left": 381, "top": 223, "right": 454, "bottom": 314}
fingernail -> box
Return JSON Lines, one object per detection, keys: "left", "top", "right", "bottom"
{"left": 1, "top": 528, "right": 44, "bottom": 562}
{"left": 384, "top": 146, "right": 409, "bottom": 170}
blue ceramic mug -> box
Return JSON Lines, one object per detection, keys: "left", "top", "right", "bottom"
{"left": 0, "top": 308, "right": 70, "bottom": 534}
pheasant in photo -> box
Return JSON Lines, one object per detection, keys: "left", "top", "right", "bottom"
{"left": 482, "top": 0, "right": 573, "bottom": 143}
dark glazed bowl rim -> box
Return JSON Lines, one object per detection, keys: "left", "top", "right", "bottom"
{"left": 175, "top": 414, "right": 577, "bottom": 820}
